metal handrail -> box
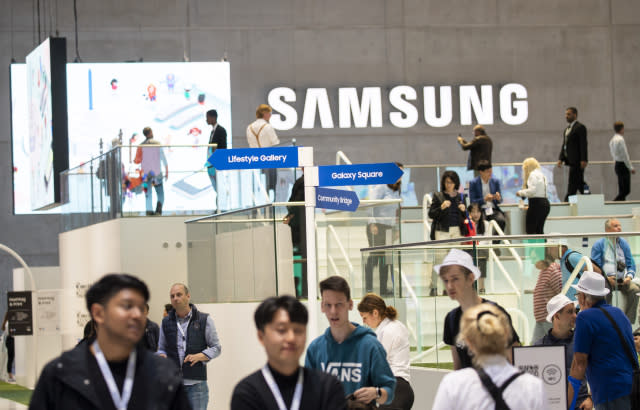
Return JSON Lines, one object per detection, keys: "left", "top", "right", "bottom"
{"left": 561, "top": 256, "right": 594, "bottom": 296}
{"left": 327, "top": 224, "right": 355, "bottom": 284}
{"left": 404, "top": 159, "right": 640, "bottom": 169}
{"left": 361, "top": 232, "right": 640, "bottom": 252}
{"left": 336, "top": 151, "right": 353, "bottom": 165}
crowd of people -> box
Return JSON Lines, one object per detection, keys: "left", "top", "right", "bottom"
{"left": 15, "top": 105, "right": 638, "bottom": 409}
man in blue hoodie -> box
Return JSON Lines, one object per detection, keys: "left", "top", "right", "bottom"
{"left": 305, "top": 276, "right": 396, "bottom": 407}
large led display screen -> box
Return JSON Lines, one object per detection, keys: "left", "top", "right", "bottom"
{"left": 11, "top": 62, "right": 232, "bottom": 214}
{"left": 25, "top": 37, "right": 69, "bottom": 210}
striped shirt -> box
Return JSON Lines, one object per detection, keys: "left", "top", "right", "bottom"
{"left": 533, "top": 262, "right": 562, "bottom": 322}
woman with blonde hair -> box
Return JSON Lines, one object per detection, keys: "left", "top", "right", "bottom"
{"left": 433, "top": 303, "right": 546, "bottom": 409}
{"left": 358, "top": 293, "right": 414, "bottom": 410}
{"left": 517, "top": 157, "right": 550, "bottom": 234}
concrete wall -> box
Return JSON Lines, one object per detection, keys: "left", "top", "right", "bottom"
{"left": 2, "top": 0, "right": 640, "bottom": 316}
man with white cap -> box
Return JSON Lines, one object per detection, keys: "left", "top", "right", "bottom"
{"left": 534, "top": 294, "right": 592, "bottom": 409}
{"left": 568, "top": 271, "right": 635, "bottom": 409}
{"left": 438, "top": 249, "right": 521, "bottom": 370}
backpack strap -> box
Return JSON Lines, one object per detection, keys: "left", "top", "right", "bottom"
{"left": 564, "top": 251, "right": 582, "bottom": 278}
{"left": 475, "top": 368, "right": 524, "bottom": 410}
{"left": 597, "top": 307, "right": 639, "bottom": 370}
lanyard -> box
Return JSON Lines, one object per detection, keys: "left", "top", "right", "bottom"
{"left": 92, "top": 341, "right": 137, "bottom": 410}
{"left": 177, "top": 319, "right": 188, "bottom": 341}
{"left": 261, "top": 365, "right": 304, "bottom": 410}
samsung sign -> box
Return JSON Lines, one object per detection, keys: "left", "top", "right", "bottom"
{"left": 267, "top": 84, "right": 528, "bottom": 130}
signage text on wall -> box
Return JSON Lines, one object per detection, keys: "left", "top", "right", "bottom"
{"left": 267, "top": 84, "right": 528, "bottom": 130}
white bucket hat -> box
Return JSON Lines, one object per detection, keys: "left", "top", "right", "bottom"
{"left": 434, "top": 249, "right": 481, "bottom": 280}
{"left": 570, "top": 271, "right": 610, "bottom": 297}
{"left": 546, "top": 294, "right": 576, "bottom": 323}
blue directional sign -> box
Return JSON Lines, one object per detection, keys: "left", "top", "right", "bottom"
{"left": 207, "top": 147, "right": 299, "bottom": 170}
{"left": 315, "top": 187, "right": 360, "bottom": 212}
{"left": 318, "top": 163, "right": 403, "bottom": 187}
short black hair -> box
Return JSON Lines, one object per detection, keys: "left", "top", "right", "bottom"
{"left": 85, "top": 274, "right": 150, "bottom": 317}
{"left": 440, "top": 170, "right": 461, "bottom": 192}
{"left": 206, "top": 109, "right": 218, "bottom": 118}
{"left": 142, "top": 127, "right": 152, "bottom": 137}
{"left": 566, "top": 107, "right": 578, "bottom": 116}
{"left": 254, "top": 295, "right": 308, "bottom": 331}
{"left": 614, "top": 121, "right": 624, "bottom": 133}
{"left": 164, "top": 304, "right": 173, "bottom": 314}
{"left": 319, "top": 275, "right": 351, "bottom": 301}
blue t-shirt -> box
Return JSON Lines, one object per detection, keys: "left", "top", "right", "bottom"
{"left": 573, "top": 300, "right": 634, "bottom": 405}
{"left": 305, "top": 323, "right": 396, "bottom": 405}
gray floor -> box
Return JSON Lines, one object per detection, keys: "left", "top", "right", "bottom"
{"left": 0, "top": 398, "right": 26, "bottom": 410}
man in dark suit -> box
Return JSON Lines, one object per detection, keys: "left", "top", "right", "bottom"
{"left": 457, "top": 125, "right": 492, "bottom": 173}
{"left": 206, "top": 109, "right": 227, "bottom": 209}
{"left": 469, "top": 160, "right": 506, "bottom": 232}
{"left": 557, "top": 107, "right": 588, "bottom": 201}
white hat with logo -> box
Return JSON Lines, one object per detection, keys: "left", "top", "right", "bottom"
{"left": 434, "top": 249, "right": 481, "bottom": 280}
{"left": 570, "top": 271, "right": 610, "bottom": 297}
{"left": 546, "top": 294, "right": 576, "bottom": 323}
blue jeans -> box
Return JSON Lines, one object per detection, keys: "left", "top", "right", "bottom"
{"left": 597, "top": 394, "right": 630, "bottom": 410}
{"left": 145, "top": 182, "right": 164, "bottom": 212}
{"left": 184, "top": 381, "right": 209, "bottom": 410}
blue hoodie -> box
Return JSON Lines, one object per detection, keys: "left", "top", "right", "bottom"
{"left": 305, "top": 323, "right": 396, "bottom": 404}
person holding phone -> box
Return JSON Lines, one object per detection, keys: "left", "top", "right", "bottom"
{"left": 457, "top": 125, "right": 493, "bottom": 173}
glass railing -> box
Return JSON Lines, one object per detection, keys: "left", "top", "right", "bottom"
{"left": 59, "top": 145, "right": 300, "bottom": 231}
{"left": 403, "top": 160, "right": 640, "bottom": 207}
{"left": 359, "top": 231, "right": 640, "bottom": 369}
{"left": 185, "top": 199, "right": 402, "bottom": 303}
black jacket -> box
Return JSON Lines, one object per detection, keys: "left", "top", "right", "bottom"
{"left": 209, "top": 125, "right": 228, "bottom": 150}
{"left": 459, "top": 135, "right": 492, "bottom": 170}
{"left": 29, "top": 342, "right": 190, "bottom": 410}
{"left": 428, "top": 192, "right": 468, "bottom": 240}
{"left": 559, "top": 121, "right": 588, "bottom": 166}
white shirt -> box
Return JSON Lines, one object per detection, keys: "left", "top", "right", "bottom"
{"left": 375, "top": 318, "right": 411, "bottom": 382}
{"left": 517, "top": 168, "right": 547, "bottom": 198}
{"left": 246, "top": 118, "right": 279, "bottom": 148}
{"left": 369, "top": 184, "right": 401, "bottom": 226}
{"left": 609, "top": 133, "right": 633, "bottom": 171}
{"left": 432, "top": 355, "right": 546, "bottom": 410}
{"left": 481, "top": 180, "right": 494, "bottom": 209}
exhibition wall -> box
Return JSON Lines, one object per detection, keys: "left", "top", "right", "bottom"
{"left": 1, "top": 0, "right": 640, "bottom": 315}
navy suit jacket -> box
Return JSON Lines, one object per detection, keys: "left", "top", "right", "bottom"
{"left": 469, "top": 176, "right": 502, "bottom": 211}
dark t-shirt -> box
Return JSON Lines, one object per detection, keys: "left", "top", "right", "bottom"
{"left": 231, "top": 365, "right": 347, "bottom": 410}
{"left": 445, "top": 193, "right": 461, "bottom": 228}
{"left": 442, "top": 298, "right": 521, "bottom": 369}
{"left": 87, "top": 348, "right": 134, "bottom": 410}
{"left": 85, "top": 346, "right": 191, "bottom": 410}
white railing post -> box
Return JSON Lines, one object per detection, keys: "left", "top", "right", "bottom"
{"left": 561, "top": 256, "right": 594, "bottom": 296}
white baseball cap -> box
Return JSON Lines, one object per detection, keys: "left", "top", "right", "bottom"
{"left": 434, "top": 249, "right": 481, "bottom": 280}
{"left": 570, "top": 271, "right": 610, "bottom": 297}
{"left": 546, "top": 294, "right": 576, "bottom": 323}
